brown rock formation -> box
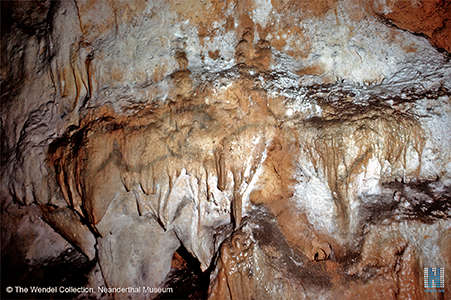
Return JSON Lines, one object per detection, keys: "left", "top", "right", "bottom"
{"left": 370, "top": 0, "right": 451, "bottom": 52}
{"left": 1, "top": 0, "right": 450, "bottom": 299}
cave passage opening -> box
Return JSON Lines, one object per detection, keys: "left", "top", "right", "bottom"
{"left": 156, "top": 245, "right": 213, "bottom": 300}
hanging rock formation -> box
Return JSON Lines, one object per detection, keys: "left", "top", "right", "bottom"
{"left": 1, "top": 0, "right": 450, "bottom": 299}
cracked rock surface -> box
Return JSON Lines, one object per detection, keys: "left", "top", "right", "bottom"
{"left": 1, "top": 0, "right": 450, "bottom": 299}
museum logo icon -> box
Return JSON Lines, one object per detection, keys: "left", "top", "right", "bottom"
{"left": 424, "top": 267, "right": 444, "bottom": 293}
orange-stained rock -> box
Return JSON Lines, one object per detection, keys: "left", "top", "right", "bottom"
{"left": 371, "top": 0, "right": 451, "bottom": 52}
{"left": 209, "top": 209, "right": 333, "bottom": 300}
{"left": 210, "top": 211, "right": 448, "bottom": 300}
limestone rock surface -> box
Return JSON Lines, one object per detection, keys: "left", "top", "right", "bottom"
{"left": 1, "top": 0, "right": 450, "bottom": 299}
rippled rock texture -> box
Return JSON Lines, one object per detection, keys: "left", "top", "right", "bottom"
{"left": 1, "top": 0, "right": 450, "bottom": 299}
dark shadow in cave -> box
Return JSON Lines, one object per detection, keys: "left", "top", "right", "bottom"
{"left": 156, "top": 245, "right": 213, "bottom": 300}
{"left": 1, "top": 245, "right": 95, "bottom": 300}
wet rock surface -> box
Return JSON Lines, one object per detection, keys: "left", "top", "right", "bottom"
{"left": 209, "top": 207, "right": 449, "bottom": 300}
{"left": 1, "top": 0, "right": 450, "bottom": 299}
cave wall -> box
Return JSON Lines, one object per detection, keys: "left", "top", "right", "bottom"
{"left": 1, "top": 0, "right": 450, "bottom": 299}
